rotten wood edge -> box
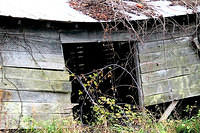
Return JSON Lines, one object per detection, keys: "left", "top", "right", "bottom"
{"left": 134, "top": 42, "right": 144, "bottom": 107}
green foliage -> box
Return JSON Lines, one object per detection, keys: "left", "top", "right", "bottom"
{"left": 176, "top": 110, "right": 200, "bottom": 133}
{"left": 24, "top": 69, "right": 200, "bottom": 133}
{"left": 23, "top": 105, "right": 200, "bottom": 133}
{"left": 70, "top": 69, "right": 200, "bottom": 133}
{"left": 22, "top": 116, "right": 81, "bottom": 133}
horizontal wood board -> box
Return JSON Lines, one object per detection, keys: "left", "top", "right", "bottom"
{"left": 0, "top": 66, "right": 73, "bottom": 129}
{"left": 0, "top": 29, "right": 65, "bottom": 70}
{"left": 0, "top": 67, "right": 69, "bottom": 81}
{"left": 61, "top": 25, "right": 195, "bottom": 43}
{"left": 0, "top": 102, "right": 74, "bottom": 114}
{"left": 138, "top": 36, "right": 200, "bottom": 106}
{"left": 0, "top": 67, "right": 71, "bottom": 92}
{"left": 0, "top": 89, "right": 71, "bottom": 103}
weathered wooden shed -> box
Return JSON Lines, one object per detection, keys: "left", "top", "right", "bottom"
{"left": 0, "top": 0, "right": 200, "bottom": 128}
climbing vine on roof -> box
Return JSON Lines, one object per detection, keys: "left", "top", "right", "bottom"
{"left": 69, "top": 0, "right": 156, "bottom": 21}
{"left": 69, "top": 0, "right": 200, "bottom": 21}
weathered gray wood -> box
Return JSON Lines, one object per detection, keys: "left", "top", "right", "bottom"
{"left": 173, "top": 87, "right": 200, "bottom": 101}
{"left": 138, "top": 37, "right": 191, "bottom": 54}
{"left": 0, "top": 89, "right": 71, "bottom": 103}
{"left": 141, "top": 63, "right": 200, "bottom": 83}
{"left": 134, "top": 43, "right": 144, "bottom": 107}
{"left": 23, "top": 30, "right": 60, "bottom": 40}
{"left": 139, "top": 46, "right": 196, "bottom": 63}
{"left": 0, "top": 29, "right": 65, "bottom": 70}
{"left": 140, "top": 54, "right": 200, "bottom": 73}
{"left": 61, "top": 30, "right": 134, "bottom": 43}
{"left": 159, "top": 101, "right": 179, "bottom": 122}
{"left": 0, "top": 51, "right": 65, "bottom": 70}
{"left": 0, "top": 35, "right": 61, "bottom": 54}
{"left": 143, "top": 71, "right": 200, "bottom": 97}
{"left": 0, "top": 67, "right": 69, "bottom": 81}
{"left": 144, "top": 92, "right": 172, "bottom": 106}
{"left": 61, "top": 24, "right": 195, "bottom": 43}
{"left": 0, "top": 102, "right": 74, "bottom": 114}
{"left": 0, "top": 79, "right": 71, "bottom": 92}
{"left": 0, "top": 28, "right": 59, "bottom": 40}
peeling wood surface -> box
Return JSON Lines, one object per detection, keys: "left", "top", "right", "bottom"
{"left": 138, "top": 36, "right": 200, "bottom": 106}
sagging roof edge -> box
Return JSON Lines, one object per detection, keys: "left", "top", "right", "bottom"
{"left": 0, "top": 13, "right": 198, "bottom": 31}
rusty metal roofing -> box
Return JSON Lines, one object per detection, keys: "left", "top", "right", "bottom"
{"left": 0, "top": 0, "right": 199, "bottom": 22}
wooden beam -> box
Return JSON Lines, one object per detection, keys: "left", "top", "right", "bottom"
{"left": 159, "top": 101, "right": 179, "bottom": 122}
{"left": 134, "top": 43, "right": 144, "bottom": 107}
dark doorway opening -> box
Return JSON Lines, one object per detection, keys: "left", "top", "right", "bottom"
{"left": 62, "top": 41, "right": 139, "bottom": 123}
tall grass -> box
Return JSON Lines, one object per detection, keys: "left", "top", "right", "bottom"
{"left": 22, "top": 99, "right": 200, "bottom": 133}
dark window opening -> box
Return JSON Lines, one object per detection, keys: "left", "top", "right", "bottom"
{"left": 62, "top": 41, "right": 139, "bottom": 123}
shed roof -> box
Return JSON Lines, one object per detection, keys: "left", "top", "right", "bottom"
{"left": 0, "top": 0, "right": 199, "bottom": 23}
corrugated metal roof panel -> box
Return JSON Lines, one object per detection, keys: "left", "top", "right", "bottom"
{"left": 0, "top": 0, "right": 199, "bottom": 22}
{"left": 0, "top": 0, "right": 97, "bottom": 22}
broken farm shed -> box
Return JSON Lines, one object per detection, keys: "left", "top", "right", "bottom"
{"left": 0, "top": 0, "right": 200, "bottom": 129}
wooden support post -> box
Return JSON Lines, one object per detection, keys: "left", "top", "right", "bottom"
{"left": 159, "top": 100, "right": 179, "bottom": 122}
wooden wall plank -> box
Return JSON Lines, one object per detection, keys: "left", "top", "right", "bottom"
{"left": 0, "top": 102, "right": 74, "bottom": 114}
{"left": 140, "top": 35, "right": 200, "bottom": 106}
{"left": 144, "top": 85, "right": 200, "bottom": 106}
{"left": 0, "top": 67, "right": 69, "bottom": 81}
{"left": 0, "top": 28, "right": 59, "bottom": 40}
{"left": 61, "top": 24, "right": 195, "bottom": 43}
{"left": 139, "top": 46, "right": 195, "bottom": 63}
{"left": 133, "top": 44, "right": 144, "bottom": 106}
{"left": 0, "top": 29, "right": 65, "bottom": 70}
{"left": 144, "top": 92, "right": 171, "bottom": 106}
{"left": 0, "top": 90, "right": 71, "bottom": 103}
{"left": 0, "top": 35, "right": 62, "bottom": 54}
{"left": 140, "top": 54, "right": 200, "bottom": 73}
{"left": 173, "top": 87, "right": 200, "bottom": 100}
{"left": 141, "top": 63, "right": 200, "bottom": 83}
{"left": 0, "top": 79, "right": 71, "bottom": 92}
{"left": 138, "top": 37, "right": 191, "bottom": 54}
{"left": 142, "top": 72, "right": 200, "bottom": 97}
{"left": 0, "top": 51, "right": 65, "bottom": 70}
{"left": 61, "top": 30, "right": 134, "bottom": 43}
